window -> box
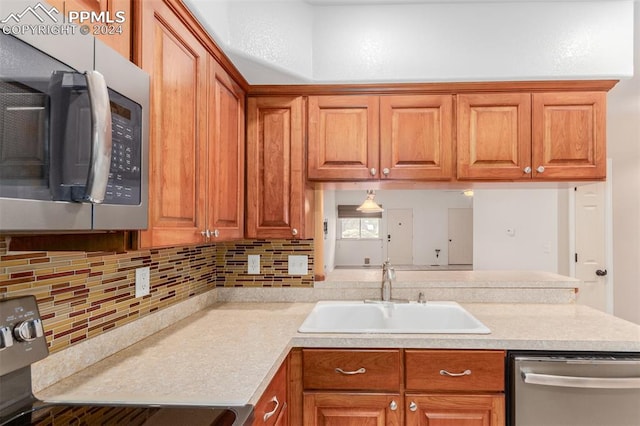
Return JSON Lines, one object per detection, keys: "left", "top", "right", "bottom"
{"left": 337, "top": 205, "right": 382, "bottom": 239}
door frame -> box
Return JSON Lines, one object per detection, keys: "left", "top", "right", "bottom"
{"left": 568, "top": 158, "right": 614, "bottom": 314}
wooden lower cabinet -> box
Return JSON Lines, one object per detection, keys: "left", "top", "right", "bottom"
{"left": 303, "top": 392, "right": 402, "bottom": 426}
{"left": 405, "top": 394, "right": 505, "bottom": 426}
{"left": 295, "top": 349, "right": 506, "bottom": 426}
{"left": 253, "top": 356, "right": 289, "bottom": 426}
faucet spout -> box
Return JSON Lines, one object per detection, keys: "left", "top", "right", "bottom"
{"left": 381, "top": 259, "right": 395, "bottom": 301}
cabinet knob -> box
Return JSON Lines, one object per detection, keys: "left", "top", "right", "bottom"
{"left": 200, "top": 229, "right": 211, "bottom": 238}
{"left": 523, "top": 166, "right": 532, "bottom": 174}
{"left": 291, "top": 228, "right": 298, "bottom": 236}
{"left": 536, "top": 166, "right": 545, "bottom": 173}
{"left": 409, "top": 401, "right": 417, "bottom": 412}
{"left": 389, "top": 400, "right": 398, "bottom": 411}
{"left": 382, "top": 168, "right": 390, "bottom": 176}
{"left": 370, "top": 168, "right": 377, "bottom": 176}
{"left": 213, "top": 229, "right": 220, "bottom": 238}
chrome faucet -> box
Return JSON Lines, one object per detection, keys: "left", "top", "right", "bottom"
{"left": 381, "top": 259, "right": 396, "bottom": 301}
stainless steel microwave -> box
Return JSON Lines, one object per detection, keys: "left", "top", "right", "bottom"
{"left": 0, "top": 21, "right": 149, "bottom": 231}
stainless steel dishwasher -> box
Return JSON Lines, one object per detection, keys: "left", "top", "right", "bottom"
{"left": 510, "top": 352, "right": 640, "bottom": 426}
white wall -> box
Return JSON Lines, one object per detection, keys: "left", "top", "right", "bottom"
{"left": 312, "top": 1, "right": 633, "bottom": 83}
{"left": 184, "top": 0, "right": 633, "bottom": 84}
{"left": 606, "top": 3, "right": 640, "bottom": 324}
{"left": 473, "top": 189, "right": 559, "bottom": 272}
{"left": 330, "top": 190, "right": 473, "bottom": 267}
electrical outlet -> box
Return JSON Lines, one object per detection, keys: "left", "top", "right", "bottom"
{"left": 248, "top": 255, "right": 260, "bottom": 274}
{"left": 135, "top": 267, "right": 150, "bottom": 298}
{"left": 288, "top": 255, "right": 308, "bottom": 275}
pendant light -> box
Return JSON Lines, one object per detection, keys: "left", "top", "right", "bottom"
{"left": 356, "top": 190, "right": 384, "bottom": 213}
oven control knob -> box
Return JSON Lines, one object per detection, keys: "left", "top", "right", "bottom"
{"left": 13, "top": 319, "right": 44, "bottom": 342}
{"left": 0, "top": 326, "right": 14, "bottom": 350}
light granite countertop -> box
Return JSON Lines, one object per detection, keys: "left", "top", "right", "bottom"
{"left": 35, "top": 301, "right": 640, "bottom": 408}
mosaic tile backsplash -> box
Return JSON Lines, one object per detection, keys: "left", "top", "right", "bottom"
{"left": 0, "top": 238, "right": 314, "bottom": 353}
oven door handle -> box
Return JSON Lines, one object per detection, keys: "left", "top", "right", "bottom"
{"left": 84, "top": 70, "right": 112, "bottom": 203}
{"left": 522, "top": 371, "right": 640, "bottom": 389}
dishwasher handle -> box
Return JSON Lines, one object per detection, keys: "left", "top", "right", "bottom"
{"left": 522, "top": 371, "right": 640, "bottom": 389}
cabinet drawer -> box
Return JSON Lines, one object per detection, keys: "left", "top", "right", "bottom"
{"left": 303, "top": 349, "right": 401, "bottom": 391}
{"left": 253, "top": 359, "right": 288, "bottom": 426}
{"left": 405, "top": 350, "right": 505, "bottom": 392}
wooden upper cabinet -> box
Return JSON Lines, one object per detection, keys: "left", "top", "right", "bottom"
{"left": 380, "top": 95, "right": 454, "bottom": 180}
{"left": 138, "top": 0, "right": 245, "bottom": 248}
{"left": 457, "top": 93, "right": 532, "bottom": 180}
{"left": 47, "top": 0, "right": 132, "bottom": 59}
{"left": 458, "top": 91, "right": 607, "bottom": 181}
{"left": 207, "top": 59, "right": 245, "bottom": 240}
{"left": 247, "top": 96, "right": 311, "bottom": 239}
{"left": 308, "top": 94, "right": 453, "bottom": 181}
{"left": 139, "top": 0, "right": 208, "bottom": 247}
{"left": 532, "top": 92, "right": 606, "bottom": 180}
{"left": 308, "top": 95, "right": 379, "bottom": 180}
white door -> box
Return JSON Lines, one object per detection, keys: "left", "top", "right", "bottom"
{"left": 448, "top": 208, "right": 473, "bottom": 265}
{"left": 386, "top": 209, "right": 413, "bottom": 265}
{"left": 575, "top": 182, "right": 608, "bottom": 312}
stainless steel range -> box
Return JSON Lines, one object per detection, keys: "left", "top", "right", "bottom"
{"left": 0, "top": 296, "right": 253, "bottom": 425}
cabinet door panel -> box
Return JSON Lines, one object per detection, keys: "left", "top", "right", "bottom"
{"left": 380, "top": 95, "right": 453, "bottom": 180}
{"left": 532, "top": 92, "right": 606, "bottom": 180}
{"left": 208, "top": 61, "right": 244, "bottom": 240}
{"left": 140, "top": 1, "right": 207, "bottom": 247}
{"left": 457, "top": 93, "right": 531, "bottom": 180}
{"left": 247, "top": 96, "right": 305, "bottom": 238}
{"left": 303, "top": 393, "right": 402, "bottom": 426}
{"left": 406, "top": 394, "right": 505, "bottom": 426}
{"left": 308, "top": 95, "right": 379, "bottom": 180}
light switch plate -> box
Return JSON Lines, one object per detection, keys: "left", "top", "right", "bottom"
{"left": 288, "top": 255, "right": 308, "bottom": 275}
{"left": 248, "top": 255, "right": 260, "bottom": 274}
{"left": 135, "top": 267, "right": 150, "bottom": 298}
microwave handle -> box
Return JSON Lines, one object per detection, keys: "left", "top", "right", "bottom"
{"left": 84, "top": 70, "right": 112, "bottom": 203}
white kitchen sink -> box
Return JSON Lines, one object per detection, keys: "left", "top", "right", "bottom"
{"left": 298, "top": 301, "right": 490, "bottom": 334}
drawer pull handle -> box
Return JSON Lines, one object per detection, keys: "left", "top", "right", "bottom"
{"left": 335, "top": 367, "right": 366, "bottom": 375}
{"left": 440, "top": 369, "right": 472, "bottom": 377}
{"left": 263, "top": 396, "right": 279, "bottom": 422}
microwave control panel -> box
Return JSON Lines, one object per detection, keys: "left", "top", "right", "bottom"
{"left": 105, "top": 89, "right": 142, "bottom": 206}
